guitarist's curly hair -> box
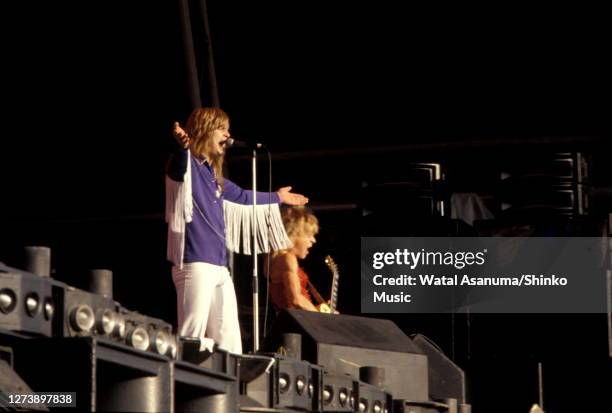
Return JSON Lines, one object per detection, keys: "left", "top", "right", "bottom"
{"left": 281, "top": 206, "right": 319, "bottom": 239}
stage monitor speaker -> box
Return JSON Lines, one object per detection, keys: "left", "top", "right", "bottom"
{"left": 412, "top": 334, "right": 467, "bottom": 404}
{"left": 264, "top": 309, "right": 429, "bottom": 401}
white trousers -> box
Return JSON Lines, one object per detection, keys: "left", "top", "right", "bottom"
{"left": 172, "top": 262, "right": 242, "bottom": 354}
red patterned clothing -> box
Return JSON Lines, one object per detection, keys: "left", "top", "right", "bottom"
{"left": 270, "top": 266, "right": 313, "bottom": 309}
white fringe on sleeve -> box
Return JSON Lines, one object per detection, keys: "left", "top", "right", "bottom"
{"left": 223, "top": 200, "right": 292, "bottom": 255}
{"left": 165, "top": 151, "right": 193, "bottom": 268}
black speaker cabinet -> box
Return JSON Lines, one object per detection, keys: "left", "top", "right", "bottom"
{"left": 12, "top": 336, "right": 172, "bottom": 412}
{"left": 239, "top": 353, "right": 320, "bottom": 412}
{"left": 174, "top": 339, "right": 239, "bottom": 413}
{"left": 320, "top": 371, "right": 355, "bottom": 412}
{"left": 52, "top": 282, "right": 119, "bottom": 339}
{"left": 412, "top": 334, "right": 466, "bottom": 404}
{"left": 179, "top": 338, "right": 239, "bottom": 377}
{"left": 362, "top": 162, "right": 447, "bottom": 218}
{"left": 264, "top": 310, "right": 429, "bottom": 401}
{"left": 51, "top": 282, "right": 177, "bottom": 359}
{"left": 0, "top": 270, "right": 54, "bottom": 337}
{"left": 118, "top": 306, "right": 177, "bottom": 359}
{"left": 173, "top": 359, "right": 239, "bottom": 413}
{"left": 354, "top": 380, "right": 392, "bottom": 413}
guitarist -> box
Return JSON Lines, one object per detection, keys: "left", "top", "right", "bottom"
{"left": 268, "top": 206, "right": 331, "bottom": 313}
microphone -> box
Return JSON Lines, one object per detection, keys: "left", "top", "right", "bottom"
{"left": 225, "top": 137, "right": 263, "bottom": 149}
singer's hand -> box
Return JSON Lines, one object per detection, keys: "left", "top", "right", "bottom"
{"left": 277, "top": 186, "right": 308, "bottom": 206}
{"left": 172, "top": 122, "right": 191, "bottom": 149}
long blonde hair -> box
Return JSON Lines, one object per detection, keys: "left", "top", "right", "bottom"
{"left": 186, "top": 107, "right": 228, "bottom": 189}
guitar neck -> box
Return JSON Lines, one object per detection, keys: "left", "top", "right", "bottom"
{"left": 325, "top": 255, "right": 340, "bottom": 313}
{"left": 307, "top": 280, "right": 326, "bottom": 305}
{"left": 329, "top": 272, "right": 339, "bottom": 313}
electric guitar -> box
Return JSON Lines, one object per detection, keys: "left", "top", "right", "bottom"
{"left": 324, "top": 255, "right": 340, "bottom": 313}
{"left": 306, "top": 282, "right": 331, "bottom": 313}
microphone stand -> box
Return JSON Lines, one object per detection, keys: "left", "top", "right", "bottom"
{"left": 251, "top": 148, "right": 260, "bottom": 352}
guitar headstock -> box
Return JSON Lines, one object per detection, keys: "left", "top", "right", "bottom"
{"left": 324, "top": 255, "right": 338, "bottom": 274}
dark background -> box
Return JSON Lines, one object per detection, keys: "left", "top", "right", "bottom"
{"left": 1, "top": 1, "right": 610, "bottom": 411}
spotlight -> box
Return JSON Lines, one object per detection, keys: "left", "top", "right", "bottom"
{"left": 0, "top": 289, "right": 17, "bottom": 313}
{"left": 308, "top": 381, "right": 314, "bottom": 398}
{"left": 25, "top": 293, "right": 40, "bottom": 317}
{"left": 127, "top": 326, "right": 150, "bottom": 351}
{"left": 70, "top": 304, "right": 95, "bottom": 332}
{"left": 373, "top": 401, "right": 383, "bottom": 413}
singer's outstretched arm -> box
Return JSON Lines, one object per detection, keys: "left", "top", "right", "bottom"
{"left": 223, "top": 178, "right": 280, "bottom": 205}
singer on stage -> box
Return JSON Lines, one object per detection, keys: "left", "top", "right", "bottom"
{"left": 165, "top": 107, "right": 308, "bottom": 354}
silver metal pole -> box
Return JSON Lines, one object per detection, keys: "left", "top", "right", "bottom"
{"left": 252, "top": 149, "right": 259, "bottom": 352}
{"left": 538, "top": 362, "right": 544, "bottom": 410}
